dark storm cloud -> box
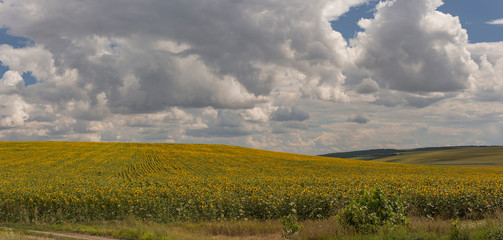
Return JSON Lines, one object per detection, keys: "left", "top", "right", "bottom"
{"left": 347, "top": 115, "right": 369, "bottom": 124}
{"left": 270, "top": 107, "right": 310, "bottom": 122}
{"left": 356, "top": 78, "right": 380, "bottom": 94}
{"left": 404, "top": 94, "right": 448, "bottom": 108}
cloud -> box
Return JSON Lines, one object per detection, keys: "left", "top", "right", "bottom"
{"left": 270, "top": 121, "right": 317, "bottom": 134}
{"left": 467, "top": 42, "right": 503, "bottom": 102}
{"left": 0, "top": 94, "right": 30, "bottom": 129}
{"left": 352, "top": 0, "right": 477, "bottom": 93}
{"left": 282, "top": 121, "right": 318, "bottom": 130}
{"left": 0, "top": 70, "right": 24, "bottom": 94}
{"left": 486, "top": 19, "right": 503, "bottom": 25}
{"left": 270, "top": 107, "right": 310, "bottom": 122}
{"left": 347, "top": 115, "right": 370, "bottom": 124}
{"left": 323, "top": 0, "right": 370, "bottom": 21}
{"left": 240, "top": 106, "right": 272, "bottom": 122}
{"left": 0, "top": 0, "right": 503, "bottom": 154}
{"left": 186, "top": 110, "right": 256, "bottom": 138}
{"left": 372, "top": 91, "right": 407, "bottom": 108}
{"left": 0, "top": 45, "right": 55, "bottom": 80}
{"left": 0, "top": 0, "right": 364, "bottom": 115}
{"left": 356, "top": 78, "right": 380, "bottom": 94}
{"left": 403, "top": 93, "right": 449, "bottom": 108}
{"left": 371, "top": 90, "right": 448, "bottom": 108}
{"left": 186, "top": 127, "right": 252, "bottom": 138}
{"left": 27, "top": 105, "right": 58, "bottom": 123}
{"left": 0, "top": 70, "right": 31, "bottom": 129}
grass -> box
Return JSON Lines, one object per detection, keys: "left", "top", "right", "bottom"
{"left": 2, "top": 219, "right": 283, "bottom": 240}
{"left": 2, "top": 213, "right": 503, "bottom": 239}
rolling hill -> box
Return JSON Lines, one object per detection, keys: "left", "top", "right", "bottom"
{"left": 321, "top": 146, "right": 503, "bottom": 167}
{"left": 1, "top": 141, "right": 503, "bottom": 223}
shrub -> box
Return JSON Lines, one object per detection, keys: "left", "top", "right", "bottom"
{"left": 337, "top": 188, "right": 409, "bottom": 233}
{"left": 281, "top": 210, "right": 303, "bottom": 239}
{"left": 448, "top": 219, "right": 470, "bottom": 240}
{"left": 487, "top": 228, "right": 503, "bottom": 240}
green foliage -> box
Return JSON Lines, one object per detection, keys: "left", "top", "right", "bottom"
{"left": 448, "top": 219, "right": 469, "bottom": 240}
{"left": 449, "top": 219, "right": 461, "bottom": 240}
{"left": 486, "top": 228, "right": 503, "bottom": 240}
{"left": 337, "top": 188, "right": 409, "bottom": 233}
{"left": 0, "top": 227, "right": 15, "bottom": 239}
{"left": 281, "top": 210, "right": 303, "bottom": 239}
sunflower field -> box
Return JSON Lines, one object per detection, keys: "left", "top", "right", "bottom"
{"left": 0, "top": 142, "right": 502, "bottom": 223}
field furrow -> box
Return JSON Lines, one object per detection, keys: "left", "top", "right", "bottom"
{"left": 0, "top": 142, "right": 502, "bottom": 223}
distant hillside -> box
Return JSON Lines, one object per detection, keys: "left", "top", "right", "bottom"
{"left": 320, "top": 146, "right": 503, "bottom": 166}
{"left": 320, "top": 146, "right": 471, "bottom": 160}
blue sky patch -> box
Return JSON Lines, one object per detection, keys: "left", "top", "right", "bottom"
{"left": 439, "top": 0, "right": 503, "bottom": 43}
{"left": 0, "top": 28, "right": 34, "bottom": 48}
{"left": 22, "top": 71, "right": 38, "bottom": 86}
{"left": 330, "top": 1, "right": 378, "bottom": 42}
{"left": 0, "top": 28, "right": 37, "bottom": 81}
{"left": 0, "top": 63, "right": 7, "bottom": 79}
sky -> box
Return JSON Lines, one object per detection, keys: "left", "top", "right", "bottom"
{"left": 0, "top": 0, "right": 502, "bottom": 155}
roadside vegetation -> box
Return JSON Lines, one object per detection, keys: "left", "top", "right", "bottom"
{"left": 2, "top": 213, "right": 503, "bottom": 239}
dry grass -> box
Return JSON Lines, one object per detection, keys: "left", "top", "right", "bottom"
{"left": 297, "top": 217, "right": 348, "bottom": 240}
{"left": 4, "top": 213, "right": 503, "bottom": 240}
{"left": 199, "top": 220, "right": 281, "bottom": 236}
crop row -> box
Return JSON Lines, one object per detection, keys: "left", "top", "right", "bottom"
{"left": 0, "top": 142, "right": 502, "bottom": 222}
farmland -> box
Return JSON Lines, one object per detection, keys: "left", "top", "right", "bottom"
{"left": 372, "top": 147, "right": 503, "bottom": 166}
{"left": 1, "top": 141, "right": 503, "bottom": 224}
{"left": 322, "top": 146, "right": 503, "bottom": 167}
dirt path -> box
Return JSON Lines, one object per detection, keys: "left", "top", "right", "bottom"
{"left": 22, "top": 231, "right": 282, "bottom": 240}
{"left": 23, "top": 235, "right": 55, "bottom": 240}
{"left": 25, "top": 230, "right": 118, "bottom": 240}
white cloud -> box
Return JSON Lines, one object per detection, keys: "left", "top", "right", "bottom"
{"left": 467, "top": 42, "right": 503, "bottom": 102}
{"left": 241, "top": 106, "right": 272, "bottom": 122}
{"left": 0, "top": 70, "right": 24, "bottom": 94}
{"left": 0, "top": 94, "right": 30, "bottom": 129}
{"left": 486, "top": 19, "right": 503, "bottom": 25}
{"left": 351, "top": 0, "right": 477, "bottom": 93}
{"left": 323, "top": 0, "right": 370, "bottom": 21}
{"left": 0, "top": 71, "right": 31, "bottom": 129}
{"left": 0, "top": 45, "right": 55, "bottom": 80}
